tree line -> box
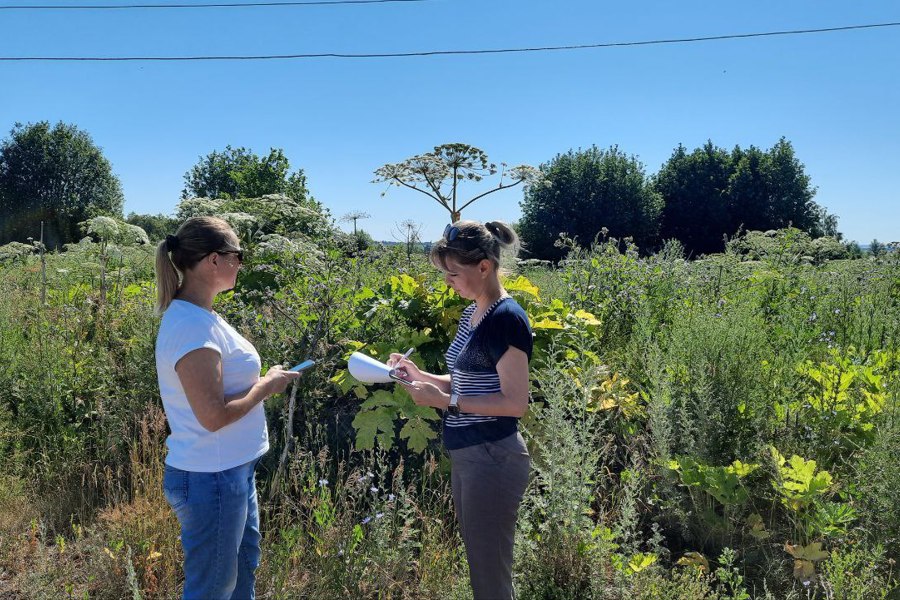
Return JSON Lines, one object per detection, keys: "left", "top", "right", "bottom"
{"left": 0, "top": 121, "right": 867, "bottom": 260}
{"left": 0, "top": 122, "right": 326, "bottom": 248}
{"left": 518, "top": 139, "right": 840, "bottom": 261}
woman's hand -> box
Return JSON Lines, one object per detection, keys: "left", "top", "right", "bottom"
{"left": 406, "top": 381, "right": 450, "bottom": 410}
{"left": 260, "top": 365, "right": 302, "bottom": 396}
{"left": 387, "top": 353, "right": 425, "bottom": 382}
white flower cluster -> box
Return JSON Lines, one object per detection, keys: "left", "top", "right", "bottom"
{"left": 81, "top": 216, "right": 150, "bottom": 246}
{"left": 175, "top": 197, "right": 225, "bottom": 220}
{"left": 219, "top": 212, "right": 257, "bottom": 235}
{"left": 255, "top": 233, "right": 298, "bottom": 256}
{"left": 0, "top": 241, "right": 35, "bottom": 262}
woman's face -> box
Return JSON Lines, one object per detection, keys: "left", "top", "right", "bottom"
{"left": 442, "top": 256, "right": 491, "bottom": 299}
{"left": 212, "top": 248, "right": 242, "bottom": 292}
{"left": 205, "top": 234, "right": 243, "bottom": 292}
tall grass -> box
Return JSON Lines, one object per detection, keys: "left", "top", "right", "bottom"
{"left": 0, "top": 238, "right": 898, "bottom": 598}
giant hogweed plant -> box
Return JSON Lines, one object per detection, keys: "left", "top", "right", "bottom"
{"left": 334, "top": 273, "right": 605, "bottom": 452}
{"left": 784, "top": 347, "right": 894, "bottom": 467}
{"left": 665, "top": 447, "right": 855, "bottom": 586}
{"left": 767, "top": 446, "right": 857, "bottom": 585}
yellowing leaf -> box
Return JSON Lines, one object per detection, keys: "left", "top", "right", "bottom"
{"left": 331, "top": 369, "right": 359, "bottom": 395}
{"left": 793, "top": 559, "right": 816, "bottom": 583}
{"left": 502, "top": 275, "right": 540, "bottom": 298}
{"left": 532, "top": 318, "right": 565, "bottom": 330}
{"left": 747, "top": 514, "right": 771, "bottom": 540}
{"left": 573, "top": 309, "right": 601, "bottom": 326}
{"left": 785, "top": 542, "right": 829, "bottom": 562}
{"left": 771, "top": 447, "right": 834, "bottom": 510}
{"left": 675, "top": 551, "right": 709, "bottom": 573}
{"left": 627, "top": 552, "right": 658, "bottom": 573}
{"left": 726, "top": 460, "right": 758, "bottom": 478}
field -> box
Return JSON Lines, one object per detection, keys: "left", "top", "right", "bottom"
{"left": 0, "top": 233, "right": 898, "bottom": 599}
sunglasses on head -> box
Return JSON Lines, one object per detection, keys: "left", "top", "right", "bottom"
{"left": 442, "top": 224, "right": 492, "bottom": 261}
{"left": 443, "top": 224, "right": 460, "bottom": 242}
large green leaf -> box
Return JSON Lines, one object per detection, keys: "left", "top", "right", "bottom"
{"left": 352, "top": 406, "right": 396, "bottom": 451}
{"left": 399, "top": 418, "right": 437, "bottom": 453}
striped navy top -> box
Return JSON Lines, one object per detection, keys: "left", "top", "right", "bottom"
{"left": 444, "top": 296, "right": 533, "bottom": 450}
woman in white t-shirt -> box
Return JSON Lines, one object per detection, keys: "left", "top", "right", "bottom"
{"left": 154, "top": 216, "right": 301, "bottom": 600}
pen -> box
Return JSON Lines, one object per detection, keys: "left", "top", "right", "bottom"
{"left": 389, "top": 347, "right": 415, "bottom": 383}
{"left": 390, "top": 347, "right": 415, "bottom": 370}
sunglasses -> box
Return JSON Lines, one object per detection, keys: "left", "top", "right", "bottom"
{"left": 443, "top": 224, "right": 460, "bottom": 242}
{"left": 209, "top": 249, "right": 244, "bottom": 264}
{"left": 442, "top": 224, "right": 492, "bottom": 261}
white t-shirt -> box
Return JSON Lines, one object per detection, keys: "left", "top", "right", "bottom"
{"left": 155, "top": 299, "right": 268, "bottom": 472}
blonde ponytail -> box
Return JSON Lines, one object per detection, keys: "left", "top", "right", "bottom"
{"left": 155, "top": 239, "right": 180, "bottom": 314}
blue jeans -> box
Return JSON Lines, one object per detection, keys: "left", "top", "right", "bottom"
{"left": 163, "top": 458, "right": 262, "bottom": 600}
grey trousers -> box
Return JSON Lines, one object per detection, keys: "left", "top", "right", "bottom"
{"left": 449, "top": 432, "right": 531, "bottom": 600}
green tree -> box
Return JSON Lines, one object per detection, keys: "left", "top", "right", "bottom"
{"left": 518, "top": 146, "right": 663, "bottom": 261}
{"left": 0, "top": 121, "right": 124, "bottom": 248}
{"left": 763, "top": 138, "right": 818, "bottom": 232}
{"left": 125, "top": 212, "right": 180, "bottom": 242}
{"left": 844, "top": 240, "right": 863, "bottom": 259}
{"left": 808, "top": 204, "right": 842, "bottom": 239}
{"left": 727, "top": 145, "right": 769, "bottom": 234}
{"left": 655, "top": 141, "right": 732, "bottom": 257}
{"left": 374, "top": 143, "right": 542, "bottom": 222}
{"left": 182, "top": 145, "right": 315, "bottom": 205}
{"left": 657, "top": 138, "right": 823, "bottom": 257}
{"left": 181, "top": 146, "right": 330, "bottom": 238}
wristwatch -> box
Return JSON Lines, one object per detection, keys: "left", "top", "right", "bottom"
{"left": 447, "top": 393, "right": 460, "bottom": 416}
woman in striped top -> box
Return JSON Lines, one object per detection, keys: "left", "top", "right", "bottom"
{"left": 388, "top": 220, "right": 533, "bottom": 600}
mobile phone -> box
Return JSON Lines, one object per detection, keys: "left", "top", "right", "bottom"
{"left": 289, "top": 359, "right": 316, "bottom": 372}
{"left": 390, "top": 372, "right": 415, "bottom": 387}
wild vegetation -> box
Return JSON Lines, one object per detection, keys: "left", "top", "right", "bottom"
{"left": 1, "top": 210, "right": 898, "bottom": 598}
{"left": 1, "top": 123, "right": 896, "bottom": 597}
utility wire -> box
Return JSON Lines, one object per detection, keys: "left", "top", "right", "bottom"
{"left": 1, "top": 21, "right": 898, "bottom": 61}
{"left": 0, "top": 0, "right": 429, "bottom": 9}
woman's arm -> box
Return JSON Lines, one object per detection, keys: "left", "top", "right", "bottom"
{"left": 406, "top": 346, "right": 529, "bottom": 418}
{"left": 414, "top": 372, "right": 452, "bottom": 393}
{"left": 175, "top": 348, "right": 300, "bottom": 432}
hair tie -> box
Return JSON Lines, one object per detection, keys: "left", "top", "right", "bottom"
{"left": 165, "top": 234, "right": 180, "bottom": 252}
{"left": 484, "top": 222, "right": 499, "bottom": 237}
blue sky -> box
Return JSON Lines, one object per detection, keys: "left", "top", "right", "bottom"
{"left": 1, "top": 0, "right": 898, "bottom": 244}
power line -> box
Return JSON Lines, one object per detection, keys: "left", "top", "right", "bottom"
{"left": 0, "top": 0, "right": 429, "bottom": 9}
{"left": 1, "top": 21, "right": 898, "bottom": 61}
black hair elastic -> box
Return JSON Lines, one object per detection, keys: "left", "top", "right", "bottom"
{"left": 165, "top": 234, "right": 180, "bottom": 252}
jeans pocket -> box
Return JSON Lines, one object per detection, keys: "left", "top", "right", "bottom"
{"left": 162, "top": 465, "right": 188, "bottom": 510}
